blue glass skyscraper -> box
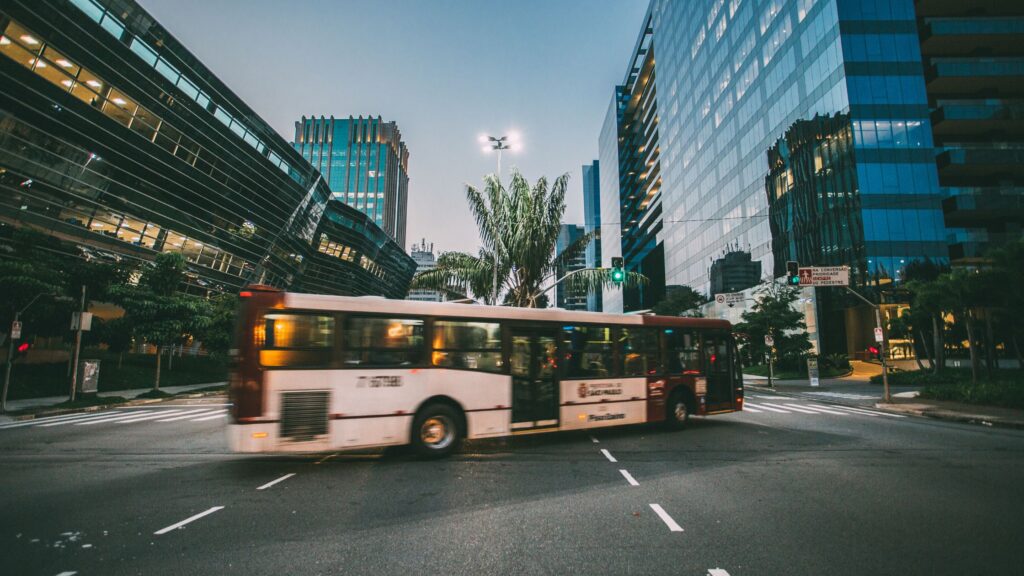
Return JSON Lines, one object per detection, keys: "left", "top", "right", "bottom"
{"left": 582, "top": 160, "right": 603, "bottom": 311}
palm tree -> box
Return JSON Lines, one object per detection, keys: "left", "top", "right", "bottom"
{"left": 412, "top": 169, "right": 645, "bottom": 307}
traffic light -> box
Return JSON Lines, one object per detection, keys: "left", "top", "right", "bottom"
{"left": 610, "top": 257, "right": 624, "bottom": 284}
{"left": 786, "top": 261, "right": 800, "bottom": 286}
{"left": 14, "top": 342, "right": 31, "bottom": 360}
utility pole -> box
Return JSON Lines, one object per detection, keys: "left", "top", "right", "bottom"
{"left": 69, "top": 285, "right": 86, "bottom": 403}
{"left": 845, "top": 286, "right": 890, "bottom": 402}
{"left": 2, "top": 293, "right": 44, "bottom": 413}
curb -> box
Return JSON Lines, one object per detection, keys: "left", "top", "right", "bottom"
{"left": 873, "top": 403, "right": 1024, "bottom": 430}
{"left": 3, "top": 389, "right": 227, "bottom": 422}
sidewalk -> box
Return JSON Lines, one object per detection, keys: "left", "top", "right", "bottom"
{"left": 876, "top": 397, "right": 1024, "bottom": 430}
{"left": 0, "top": 382, "right": 225, "bottom": 422}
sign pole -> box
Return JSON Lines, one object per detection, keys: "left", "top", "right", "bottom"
{"left": 69, "top": 285, "right": 86, "bottom": 403}
{"left": 1, "top": 312, "right": 19, "bottom": 414}
{"left": 875, "top": 307, "right": 891, "bottom": 402}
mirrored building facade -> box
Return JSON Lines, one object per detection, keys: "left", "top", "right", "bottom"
{"left": 0, "top": 0, "right": 415, "bottom": 298}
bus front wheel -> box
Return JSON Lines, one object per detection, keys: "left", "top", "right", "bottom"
{"left": 665, "top": 391, "right": 691, "bottom": 430}
{"left": 411, "top": 403, "right": 463, "bottom": 458}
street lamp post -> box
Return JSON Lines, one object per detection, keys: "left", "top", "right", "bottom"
{"left": 478, "top": 132, "right": 521, "bottom": 304}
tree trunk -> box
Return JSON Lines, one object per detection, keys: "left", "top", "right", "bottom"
{"left": 965, "top": 312, "right": 979, "bottom": 385}
{"left": 1014, "top": 335, "right": 1023, "bottom": 371}
{"left": 167, "top": 345, "right": 174, "bottom": 371}
{"left": 154, "top": 345, "right": 162, "bottom": 391}
{"left": 984, "top": 310, "right": 997, "bottom": 376}
{"left": 932, "top": 314, "right": 944, "bottom": 374}
{"left": 118, "top": 352, "right": 123, "bottom": 370}
{"left": 915, "top": 328, "right": 931, "bottom": 372}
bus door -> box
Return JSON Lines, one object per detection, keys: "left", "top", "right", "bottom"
{"left": 702, "top": 331, "right": 734, "bottom": 411}
{"left": 509, "top": 328, "right": 560, "bottom": 430}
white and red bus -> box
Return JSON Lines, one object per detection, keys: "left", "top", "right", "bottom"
{"left": 229, "top": 287, "right": 744, "bottom": 457}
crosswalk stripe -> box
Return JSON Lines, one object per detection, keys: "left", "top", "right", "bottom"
{"left": 766, "top": 403, "right": 818, "bottom": 414}
{"left": 825, "top": 404, "right": 906, "bottom": 418}
{"left": 1, "top": 411, "right": 117, "bottom": 429}
{"left": 156, "top": 409, "right": 220, "bottom": 422}
{"left": 114, "top": 409, "right": 194, "bottom": 424}
{"left": 76, "top": 410, "right": 179, "bottom": 426}
{"left": 190, "top": 411, "right": 228, "bottom": 422}
{"left": 40, "top": 411, "right": 151, "bottom": 427}
{"left": 741, "top": 405, "right": 764, "bottom": 413}
{"left": 743, "top": 402, "right": 791, "bottom": 413}
{"left": 783, "top": 403, "right": 847, "bottom": 416}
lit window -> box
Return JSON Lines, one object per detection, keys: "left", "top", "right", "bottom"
{"left": 101, "top": 88, "right": 138, "bottom": 127}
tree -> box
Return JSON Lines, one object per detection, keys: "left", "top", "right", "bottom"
{"left": 200, "top": 292, "right": 239, "bottom": 358}
{"left": 112, "top": 253, "right": 211, "bottom": 390}
{"left": 734, "top": 282, "right": 812, "bottom": 370}
{"left": 651, "top": 285, "right": 707, "bottom": 316}
{"left": 411, "top": 170, "right": 645, "bottom": 306}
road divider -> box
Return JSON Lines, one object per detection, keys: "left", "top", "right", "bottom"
{"left": 154, "top": 506, "right": 224, "bottom": 535}
{"left": 649, "top": 503, "right": 683, "bottom": 532}
{"left": 257, "top": 473, "right": 296, "bottom": 491}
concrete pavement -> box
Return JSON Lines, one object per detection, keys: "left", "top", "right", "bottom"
{"left": 1, "top": 394, "right": 1023, "bottom": 574}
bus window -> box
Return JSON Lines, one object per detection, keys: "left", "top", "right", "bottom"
{"left": 342, "top": 316, "right": 424, "bottom": 367}
{"left": 258, "top": 313, "right": 335, "bottom": 367}
{"left": 620, "top": 328, "right": 661, "bottom": 376}
{"left": 561, "top": 326, "right": 614, "bottom": 378}
{"left": 664, "top": 329, "right": 702, "bottom": 374}
{"left": 432, "top": 321, "right": 503, "bottom": 372}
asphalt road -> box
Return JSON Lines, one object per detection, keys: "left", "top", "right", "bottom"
{"left": 1, "top": 393, "right": 1022, "bottom": 575}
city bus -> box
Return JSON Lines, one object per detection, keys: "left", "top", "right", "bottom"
{"left": 228, "top": 287, "right": 743, "bottom": 457}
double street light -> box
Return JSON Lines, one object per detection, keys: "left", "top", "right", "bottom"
{"left": 478, "top": 132, "right": 521, "bottom": 178}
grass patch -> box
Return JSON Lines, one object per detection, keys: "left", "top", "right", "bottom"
{"left": 4, "top": 351, "right": 228, "bottom": 400}
{"left": 744, "top": 364, "right": 850, "bottom": 379}
{"left": 872, "top": 369, "right": 1024, "bottom": 409}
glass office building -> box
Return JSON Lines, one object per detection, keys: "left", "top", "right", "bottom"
{"left": 0, "top": 0, "right": 415, "bottom": 298}
{"left": 582, "top": 160, "right": 603, "bottom": 311}
{"left": 293, "top": 116, "right": 409, "bottom": 250}
{"left": 555, "top": 224, "right": 588, "bottom": 311}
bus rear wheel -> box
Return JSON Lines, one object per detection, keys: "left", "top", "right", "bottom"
{"left": 411, "top": 403, "right": 462, "bottom": 458}
{"left": 665, "top": 391, "right": 691, "bottom": 430}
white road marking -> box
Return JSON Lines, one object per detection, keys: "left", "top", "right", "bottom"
{"left": 749, "top": 394, "right": 783, "bottom": 399}
{"left": 43, "top": 411, "right": 155, "bottom": 427}
{"left": 190, "top": 411, "right": 228, "bottom": 422}
{"left": 315, "top": 452, "right": 338, "bottom": 465}
{"left": 708, "top": 569, "right": 731, "bottom": 576}
{"left": 649, "top": 504, "right": 683, "bottom": 532}
{"left": 805, "top": 391, "right": 878, "bottom": 400}
{"left": 741, "top": 405, "right": 764, "bottom": 413}
{"left": 619, "top": 469, "right": 639, "bottom": 486}
{"left": 113, "top": 410, "right": 191, "bottom": 424}
{"left": 55, "top": 572, "right": 78, "bottom": 576}
{"left": 2, "top": 412, "right": 119, "bottom": 429}
{"left": 257, "top": 473, "right": 296, "bottom": 491}
{"left": 590, "top": 435, "right": 599, "bottom": 443}
{"left": 154, "top": 506, "right": 224, "bottom": 535}
{"left": 743, "top": 402, "right": 790, "bottom": 413}
{"left": 767, "top": 403, "right": 817, "bottom": 414}
{"left": 792, "top": 403, "right": 849, "bottom": 416}
{"left": 600, "top": 448, "right": 617, "bottom": 463}
{"left": 827, "top": 404, "right": 906, "bottom": 418}
{"left": 76, "top": 411, "right": 171, "bottom": 426}
{"left": 156, "top": 409, "right": 219, "bottom": 422}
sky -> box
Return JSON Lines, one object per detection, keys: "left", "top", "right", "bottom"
{"left": 137, "top": 0, "right": 649, "bottom": 255}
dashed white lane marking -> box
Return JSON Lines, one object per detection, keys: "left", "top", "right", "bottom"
{"left": 190, "top": 411, "right": 228, "bottom": 422}
{"left": 792, "top": 403, "right": 849, "bottom": 416}
{"left": 741, "top": 405, "right": 764, "bottom": 413}
{"left": 257, "top": 473, "right": 296, "bottom": 491}
{"left": 156, "top": 409, "right": 220, "bottom": 422}
{"left": 707, "top": 569, "right": 731, "bottom": 576}
{"left": 743, "top": 402, "right": 790, "bottom": 413}
{"left": 55, "top": 572, "right": 78, "bottom": 576}
{"left": 154, "top": 506, "right": 224, "bottom": 535}
{"left": 649, "top": 504, "right": 683, "bottom": 532}
{"left": 600, "top": 449, "right": 617, "bottom": 463}
{"left": 765, "top": 403, "right": 816, "bottom": 414}
{"left": 590, "top": 435, "right": 599, "bottom": 443}
{"left": 777, "top": 403, "right": 833, "bottom": 415}
{"left": 619, "top": 469, "right": 639, "bottom": 486}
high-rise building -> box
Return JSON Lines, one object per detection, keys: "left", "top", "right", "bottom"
{"left": 709, "top": 250, "right": 762, "bottom": 295}
{"left": 599, "top": 13, "right": 666, "bottom": 313}
{"left": 917, "top": 0, "right": 1024, "bottom": 264}
{"left": 555, "top": 224, "right": 587, "bottom": 311}
{"left": 407, "top": 239, "right": 444, "bottom": 302}
{"left": 293, "top": 115, "right": 409, "bottom": 249}
{"left": 0, "top": 0, "right": 415, "bottom": 298}
{"left": 582, "top": 160, "right": 603, "bottom": 311}
{"left": 604, "top": 0, "right": 976, "bottom": 354}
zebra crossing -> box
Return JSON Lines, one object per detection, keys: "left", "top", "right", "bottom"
{"left": 0, "top": 406, "right": 229, "bottom": 432}
{"left": 742, "top": 395, "right": 905, "bottom": 418}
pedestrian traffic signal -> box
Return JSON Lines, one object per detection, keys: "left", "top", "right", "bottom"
{"left": 610, "top": 257, "right": 624, "bottom": 284}
{"left": 786, "top": 261, "right": 800, "bottom": 286}
{"left": 15, "top": 342, "right": 31, "bottom": 359}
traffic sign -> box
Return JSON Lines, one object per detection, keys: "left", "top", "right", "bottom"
{"left": 874, "top": 327, "right": 884, "bottom": 343}
{"left": 807, "top": 356, "right": 820, "bottom": 387}
{"left": 11, "top": 321, "right": 21, "bottom": 339}
{"left": 764, "top": 335, "right": 774, "bottom": 347}
{"left": 798, "top": 266, "right": 850, "bottom": 287}
{"left": 714, "top": 292, "right": 745, "bottom": 306}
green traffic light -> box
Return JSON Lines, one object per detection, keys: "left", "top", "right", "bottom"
{"left": 611, "top": 269, "right": 624, "bottom": 283}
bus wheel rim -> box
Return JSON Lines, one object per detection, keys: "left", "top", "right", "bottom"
{"left": 421, "top": 416, "right": 453, "bottom": 449}
{"left": 674, "top": 401, "right": 687, "bottom": 421}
